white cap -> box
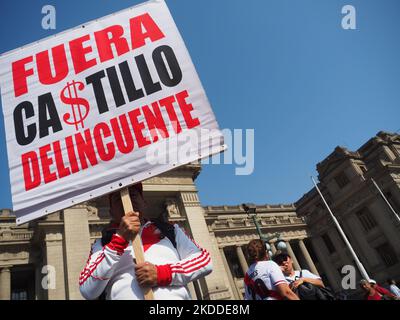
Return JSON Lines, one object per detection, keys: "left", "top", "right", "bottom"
{"left": 369, "top": 279, "right": 377, "bottom": 284}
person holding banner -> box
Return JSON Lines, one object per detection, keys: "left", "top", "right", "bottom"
{"left": 79, "top": 183, "right": 212, "bottom": 300}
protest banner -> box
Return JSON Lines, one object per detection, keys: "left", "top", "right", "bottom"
{"left": 0, "top": 0, "right": 226, "bottom": 226}
{"left": 1, "top": 1, "right": 226, "bottom": 299}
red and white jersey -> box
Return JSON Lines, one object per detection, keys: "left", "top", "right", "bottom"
{"left": 79, "top": 221, "right": 212, "bottom": 300}
{"left": 244, "top": 260, "right": 287, "bottom": 300}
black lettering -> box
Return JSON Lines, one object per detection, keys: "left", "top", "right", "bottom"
{"left": 153, "top": 45, "right": 182, "bottom": 87}
{"left": 119, "top": 61, "right": 144, "bottom": 102}
{"left": 38, "top": 92, "right": 62, "bottom": 138}
{"left": 86, "top": 70, "right": 108, "bottom": 114}
{"left": 106, "top": 66, "right": 125, "bottom": 108}
{"left": 13, "top": 101, "right": 36, "bottom": 146}
{"left": 135, "top": 54, "right": 162, "bottom": 95}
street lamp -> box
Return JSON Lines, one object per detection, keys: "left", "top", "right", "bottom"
{"left": 265, "top": 242, "right": 274, "bottom": 258}
{"left": 242, "top": 203, "right": 284, "bottom": 258}
{"left": 275, "top": 239, "right": 287, "bottom": 251}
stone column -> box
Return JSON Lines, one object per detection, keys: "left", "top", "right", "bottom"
{"left": 63, "top": 206, "right": 91, "bottom": 300}
{"left": 192, "top": 280, "right": 205, "bottom": 300}
{"left": 44, "top": 230, "right": 67, "bottom": 300}
{"left": 35, "top": 263, "right": 44, "bottom": 300}
{"left": 236, "top": 246, "right": 249, "bottom": 275}
{"left": 0, "top": 266, "right": 11, "bottom": 300}
{"left": 285, "top": 241, "right": 301, "bottom": 270}
{"left": 220, "top": 248, "right": 241, "bottom": 300}
{"left": 187, "top": 282, "right": 197, "bottom": 300}
{"left": 298, "top": 239, "right": 319, "bottom": 276}
{"left": 310, "top": 237, "right": 341, "bottom": 292}
{"left": 179, "top": 191, "right": 233, "bottom": 300}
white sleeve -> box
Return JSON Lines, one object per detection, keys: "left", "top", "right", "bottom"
{"left": 79, "top": 235, "right": 129, "bottom": 300}
{"left": 167, "top": 225, "right": 213, "bottom": 286}
{"left": 301, "top": 269, "right": 321, "bottom": 280}
{"left": 269, "top": 261, "right": 287, "bottom": 287}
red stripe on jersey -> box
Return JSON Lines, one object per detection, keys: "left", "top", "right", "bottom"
{"left": 80, "top": 253, "right": 105, "bottom": 280}
{"left": 170, "top": 251, "right": 209, "bottom": 271}
{"left": 79, "top": 252, "right": 106, "bottom": 285}
{"left": 171, "top": 256, "right": 211, "bottom": 274}
{"left": 244, "top": 271, "right": 283, "bottom": 300}
{"left": 80, "top": 252, "right": 105, "bottom": 279}
{"left": 244, "top": 273, "right": 252, "bottom": 286}
{"left": 171, "top": 250, "right": 207, "bottom": 269}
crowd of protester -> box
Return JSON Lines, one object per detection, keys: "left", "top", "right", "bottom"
{"left": 243, "top": 239, "right": 400, "bottom": 301}
{"left": 77, "top": 183, "right": 399, "bottom": 301}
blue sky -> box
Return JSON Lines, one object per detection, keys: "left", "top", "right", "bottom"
{"left": 0, "top": 0, "right": 399, "bottom": 210}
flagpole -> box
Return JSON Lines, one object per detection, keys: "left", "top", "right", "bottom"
{"left": 370, "top": 178, "right": 400, "bottom": 224}
{"left": 311, "top": 176, "right": 371, "bottom": 281}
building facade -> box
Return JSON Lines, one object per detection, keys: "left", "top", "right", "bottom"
{"left": 0, "top": 163, "right": 318, "bottom": 300}
{"left": 296, "top": 131, "right": 400, "bottom": 296}
{"left": 204, "top": 204, "right": 318, "bottom": 299}
{"left": 1, "top": 131, "right": 399, "bottom": 300}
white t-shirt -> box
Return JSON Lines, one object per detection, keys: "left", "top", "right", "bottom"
{"left": 285, "top": 269, "right": 321, "bottom": 283}
{"left": 389, "top": 284, "right": 400, "bottom": 297}
{"left": 244, "top": 260, "right": 288, "bottom": 300}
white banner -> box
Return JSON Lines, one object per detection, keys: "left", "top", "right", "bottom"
{"left": 0, "top": 0, "right": 226, "bottom": 225}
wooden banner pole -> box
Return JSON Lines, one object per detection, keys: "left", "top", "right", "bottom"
{"left": 120, "top": 187, "right": 154, "bottom": 300}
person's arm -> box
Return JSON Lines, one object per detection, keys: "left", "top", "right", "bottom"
{"left": 376, "top": 286, "right": 396, "bottom": 298}
{"left": 79, "top": 234, "right": 129, "bottom": 299}
{"left": 276, "top": 283, "right": 300, "bottom": 300}
{"left": 269, "top": 261, "right": 299, "bottom": 300}
{"left": 293, "top": 277, "right": 325, "bottom": 288}
{"left": 155, "top": 225, "right": 213, "bottom": 287}
{"left": 292, "top": 270, "right": 325, "bottom": 288}
{"left": 79, "top": 212, "right": 140, "bottom": 299}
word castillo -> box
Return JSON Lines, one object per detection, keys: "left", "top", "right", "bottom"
{"left": 12, "top": 13, "right": 201, "bottom": 191}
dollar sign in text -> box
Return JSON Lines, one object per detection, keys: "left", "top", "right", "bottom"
{"left": 60, "top": 80, "right": 90, "bottom": 131}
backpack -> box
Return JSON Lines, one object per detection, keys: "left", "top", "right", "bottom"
{"left": 292, "top": 270, "right": 336, "bottom": 301}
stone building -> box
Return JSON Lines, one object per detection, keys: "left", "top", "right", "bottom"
{"left": 0, "top": 163, "right": 317, "bottom": 300}
{"left": 1, "top": 131, "right": 399, "bottom": 300}
{"left": 204, "top": 204, "right": 317, "bottom": 299}
{"left": 296, "top": 131, "right": 400, "bottom": 296}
